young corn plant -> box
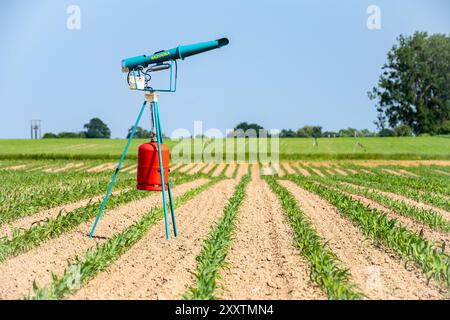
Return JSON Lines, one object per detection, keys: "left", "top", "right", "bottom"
{"left": 183, "top": 174, "right": 251, "bottom": 300}
{"left": 264, "top": 176, "right": 362, "bottom": 300}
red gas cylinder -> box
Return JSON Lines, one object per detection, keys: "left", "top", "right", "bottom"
{"left": 137, "top": 142, "right": 170, "bottom": 191}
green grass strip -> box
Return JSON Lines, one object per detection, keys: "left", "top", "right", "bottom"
{"left": 183, "top": 174, "right": 251, "bottom": 300}
{"left": 264, "top": 177, "right": 362, "bottom": 300}
{"left": 27, "top": 177, "right": 222, "bottom": 300}
{"left": 288, "top": 175, "right": 450, "bottom": 289}
{"left": 0, "top": 173, "right": 202, "bottom": 262}
{"left": 314, "top": 176, "right": 450, "bottom": 233}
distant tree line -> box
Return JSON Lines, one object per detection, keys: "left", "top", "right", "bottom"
{"left": 43, "top": 118, "right": 111, "bottom": 139}
{"left": 278, "top": 125, "right": 414, "bottom": 138}
{"left": 228, "top": 122, "right": 415, "bottom": 138}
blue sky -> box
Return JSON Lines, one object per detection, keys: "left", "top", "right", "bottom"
{"left": 0, "top": 0, "right": 449, "bottom": 138}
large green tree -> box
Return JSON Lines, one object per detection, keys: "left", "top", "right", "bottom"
{"left": 232, "top": 122, "right": 266, "bottom": 137}
{"left": 84, "top": 118, "right": 111, "bottom": 138}
{"left": 297, "top": 125, "right": 322, "bottom": 138}
{"left": 369, "top": 32, "right": 450, "bottom": 134}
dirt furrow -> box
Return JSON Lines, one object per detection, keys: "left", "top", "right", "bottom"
{"left": 272, "top": 163, "right": 285, "bottom": 177}
{"left": 178, "top": 163, "right": 196, "bottom": 173}
{"left": 220, "top": 165, "right": 324, "bottom": 299}
{"left": 225, "top": 163, "right": 237, "bottom": 178}
{"left": 333, "top": 168, "right": 348, "bottom": 176}
{"left": 87, "top": 163, "right": 116, "bottom": 173}
{"left": 212, "top": 163, "right": 226, "bottom": 177}
{"left": 343, "top": 182, "right": 450, "bottom": 221}
{"left": 121, "top": 164, "right": 137, "bottom": 173}
{"left": 0, "top": 179, "right": 209, "bottom": 300}
{"left": 44, "top": 163, "right": 84, "bottom": 173}
{"left": 71, "top": 179, "right": 236, "bottom": 300}
{"left": 341, "top": 191, "right": 450, "bottom": 254}
{"left": 291, "top": 162, "right": 310, "bottom": 176}
{"left": 201, "top": 163, "right": 216, "bottom": 174}
{"left": 170, "top": 163, "right": 183, "bottom": 172}
{"left": 279, "top": 180, "right": 444, "bottom": 299}
{"left": 0, "top": 188, "right": 131, "bottom": 239}
{"left": 433, "top": 170, "right": 450, "bottom": 176}
{"left": 187, "top": 163, "right": 207, "bottom": 175}
{"left": 282, "top": 162, "right": 296, "bottom": 175}
{"left": 235, "top": 163, "right": 249, "bottom": 180}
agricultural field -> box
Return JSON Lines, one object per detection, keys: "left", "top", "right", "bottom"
{"left": 1, "top": 136, "right": 449, "bottom": 160}
{"left": 0, "top": 155, "right": 449, "bottom": 300}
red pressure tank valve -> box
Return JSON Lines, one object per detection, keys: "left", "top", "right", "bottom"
{"left": 137, "top": 142, "right": 170, "bottom": 191}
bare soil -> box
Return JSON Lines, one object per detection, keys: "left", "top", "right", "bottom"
{"left": 211, "top": 163, "right": 226, "bottom": 177}
{"left": 235, "top": 163, "right": 249, "bottom": 180}
{"left": 350, "top": 160, "right": 450, "bottom": 168}
{"left": 0, "top": 179, "right": 209, "bottom": 299}
{"left": 219, "top": 165, "right": 325, "bottom": 299}
{"left": 279, "top": 180, "right": 445, "bottom": 299}
{"left": 333, "top": 168, "right": 348, "bottom": 176}
{"left": 87, "top": 163, "right": 116, "bottom": 173}
{"left": 71, "top": 179, "right": 237, "bottom": 300}
{"left": 188, "top": 163, "right": 207, "bottom": 175}
{"left": 291, "top": 162, "right": 310, "bottom": 176}
{"left": 225, "top": 163, "right": 237, "bottom": 178}
{"left": 178, "top": 163, "right": 196, "bottom": 173}
{"left": 281, "top": 162, "right": 296, "bottom": 175}
{"left": 201, "top": 163, "right": 216, "bottom": 174}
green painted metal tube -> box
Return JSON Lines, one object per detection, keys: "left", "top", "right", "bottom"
{"left": 121, "top": 38, "right": 229, "bottom": 72}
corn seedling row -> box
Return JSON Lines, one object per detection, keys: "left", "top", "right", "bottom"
{"left": 28, "top": 177, "right": 223, "bottom": 300}
{"left": 330, "top": 172, "right": 450, "bottom": 212}
{"left": 264, "top": 176, "right": 362, "bottom": 299}
{"left": 313, "top": 176, "right": 450, "bottom": 233}
{"left": 287, "top": 175, "right": 450, "bottom": 289}
{"left": 184, "top": 174, "right": 251, "bottom": 300}
{"left": 0, "top": 173, "right": 202, "bottom": 262}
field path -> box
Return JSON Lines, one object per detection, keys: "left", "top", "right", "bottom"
{"left": 0, "top": 188, "right": 130, "bottom": 239}
{"left": 71, "top": 179, "right": 236, "bottom": 300}
{"left": 220, "top": 165, "right": 324, "bottom": 299}
{"left": 279, "top": 180, "right": 445, "bottom": 299}
{"left": 0, "top": 179, "right": 208, "bottom": 299}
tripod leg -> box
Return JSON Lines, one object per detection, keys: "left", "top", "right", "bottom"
{"left": 89, "top": 101, "right": 147, "bottom": 238}
{"left": 153, "top": 101, "right": 171, "bottom": 240}
{"left": 167, "top": 181, "right": 178, "bottom": 237}
{"left": 154, "top": 103, "right": 178, "bottom": 237}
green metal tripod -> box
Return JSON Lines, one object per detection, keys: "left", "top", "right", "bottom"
{"left": 89, "top": 92, "right": 177, "bottom": 240}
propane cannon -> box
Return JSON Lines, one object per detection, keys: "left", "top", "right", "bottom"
{"left": 121, "top": 38, "right": 229, "bottom": 72}
{"left": 90, "top": 37, "right": 229, "bottom": 240}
